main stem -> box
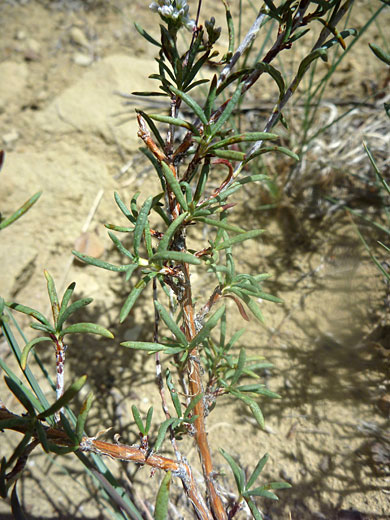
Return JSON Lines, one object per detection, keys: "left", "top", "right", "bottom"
{"left": 181, "top": 262, "right": 227, "bottom": 520}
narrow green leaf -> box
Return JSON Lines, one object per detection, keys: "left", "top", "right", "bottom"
{"left": 7, "top": 302, "right": 52, "bottom": 328}
{"left": 11, "top": 484, "right": 27, "bottom": 520}
{"left": 30, "top": 322, "right": 55, "bottom": 334}
{"left": 148, "top": 113, "right": 199, "bottom": 134}
{"left": 246, "top": 398, "right": 265, "bottom": 429}
{"left": 145, "top": 407, "right": 153, "bottom": 434}
{"left": 144, "top": 220, "right": 153, "bottom": 259}
{"left": 132, "top": 90, "right": 167, "bottom": 97}
{"left": 0, "top": 191, "right": 41, "bottom": 230}
{"left": 215, "top": 229, "right": 264, "bottom": 251}
{"left": 243, "top": 487, "right": 278, "bottom": 500}
{"left": 4, "top": 377, "right": 36, "bottom": 416}
{"left": 105, "top": 223, "right": 133, "bottom": 232}
{"left": 321, "top": 28, "right": 358, "bottom": 51}
{"left": 246, "top": 453, "right": 269, "bottom": 490}
{"left": 184, "top": 394, "right": 203, "bottom": 418}
{"left": 132, "top": 405, "right": 146, "bottom": 435}
{"left": 120, "top": 276, "right": 148, "bottom": 323}
{"left": 210, "top": 83, "right": 244, "bottom": 138}
{"left": 245, "top": 297, "right": 265, "bottom": 324}
{"left": 56, "top": 298, "right": 93, "bottom": 331}
{"left": 230, "top": 348, "right": 246, "bottom": 386}
{"left": 225, "top": 328, "right": 245, "bottom": 352}
{"left": 72, "top": 250, "right": 128, "bottom": 272}
{"left": 204, "top": 74, "right": 217, "bottom": 119}
{"left": 295, "top": 48, "right": 328, "bottom": 87}
{"left": 246, "top": 145, "right": 299, "bottom": 163}
{"left": 160, "top": 162, "right": 188, "bottom": 211}
{"left": 154, "top": 300, "right": 187, "bottom": 346}
{"left": 220, "top": 448, "right": 245, "bottom": 493}
{"left": 60, "top": 412, "right": 79, "bottom": 446}
{"left": 216, "top": 67, "right": 252, "bottom": 96}
{"left": 133, "top": 196, "right": 153, "bottom": 257}
{"left": 44, "top": 271, "right": 60, "bottom": 325}
{"left": 0, "top": 417, "right": 29, "bottom": 430}
{"left": 236, "top": 385, "right": 280, "bottom": 399}
{"left": 169, "top": 85, "right": 208, "bottom": 126}
{"left": 209, "top": 149, "right": 246, "bottom": 161}
{"left": 245, "top": 497, "right": 264, "bottom": 520}
{"left": 57, "top": 282, "right": 76, "bottom": 325}
{"left": 37, "top": 375, "right": 87, "bottom": 419}
{"left": 121, "top": 341, "right": 168, "bottom": 352}
{"left": 154, "top": 418, "right": 177, "bottom": 452}
{"left": 267, "top": 481, "right": 291, "bottom": 490}
{"left": 157, "top": 212, "right": 188, "bottom": 252}
{"left": 166, "top": 369, "right": 182, "bottom": 417}
{"left": 60, "top": 323, "right": 114, "bottom": 339}
{"left": 0, "top": 359, "right": 44, "bottom": 414}
{"left": 125, "top": 262, "right": 139, "bottom": 282}
{"left": 108, "top": 231, "right": 134, "bottom": 260}
{"left": 76, "top": 391, "right": 94, "bottom": 441}
{"left": 154, "top": 471, "right": 171, "bottom": 520}
{"left": 114, "top": 191, "right": 136, "bottom": 224}
{"left": 47, "top": 443, "right": 78, "bottom": 455}
{"left": 134, "top": 22, "right": 161, "bottom": 47}
{"left": 189, "top": 304, "right": 226, "bottom": 349}
{"left": 254, "top": 62, "right": 285, "bottom": 100}
{"left": 194, "top": 159, "right": 210, "bottom": 203}
{"left": 369, "top": 43, "right": 390, "bottom": 65}
{"left": 152, "top": 250, "right": 201, "bottom": 265}
{"left": 209, "top": 132, "right": 278, "bottom": 150}
{"left": 130, "top": 191, "right": 140, "bottom": 217}
{"left": 20, "top": 336, "right": 52, "bottom": 370}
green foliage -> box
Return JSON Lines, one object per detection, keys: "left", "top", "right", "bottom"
{"left": 6, "top": 271, "right": 113, "bottom": 370}
{"left": 0, "top": 1, "right": 381, "bottom": 518}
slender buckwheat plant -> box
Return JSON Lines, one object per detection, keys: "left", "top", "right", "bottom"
{"left": 0, "top": 2, "right": 361, "bottom": 519}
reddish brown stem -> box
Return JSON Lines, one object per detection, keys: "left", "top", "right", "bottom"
{"left": 181, "top": 264, "right": 227, "bottom": 520}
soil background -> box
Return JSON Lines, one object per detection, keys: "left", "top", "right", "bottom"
{"left": 0, "top": 1, "right": 390, "bottom": 519}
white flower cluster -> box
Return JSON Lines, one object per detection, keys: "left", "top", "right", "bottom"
{"left": 149, "top": 0, "right": 195, "bottom": 31}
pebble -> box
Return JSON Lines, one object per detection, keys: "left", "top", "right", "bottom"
{"left": 2, "top": 130, "right": 20, "bottom": 145}
{"left": 73, "top": 52, "right": 93, "bottom": 67}
{"left": 15, "top": 29, "right": 26, "bottom": 41}
{"left": 25, "top": 38, "right": 40, "bottom": 54}
{"left": 70, "top": 27, "right": 90, "bottom": 48}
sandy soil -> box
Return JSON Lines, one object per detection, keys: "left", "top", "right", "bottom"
{"left": 0, "top": 1, "right": 390, "bottom": 519}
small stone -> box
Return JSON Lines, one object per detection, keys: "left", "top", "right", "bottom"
{"left": 15, "top": 29, "right": 26, "bottom": 41}
{"left": 23, "top": 38, "right": 41, "bottom": 61}
{"left": 25, "top": 38, "right": 40, "bottom": 54}
{"left": 69, "top": 27, "right": 90, "bottom": 48}
{"left": 319, "top": 454, "right": 331, "bottom": 473}
{"left": 73, "top": 52, "right": 93, "bottom": 67}
{"left": 2, "top": 130, "right": 20, "bottom": 145}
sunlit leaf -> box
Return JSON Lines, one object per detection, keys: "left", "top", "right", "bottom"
{"left": 151, "top": 250, "right": 201, "bottom": 265}
{"left": 20, "top": 336, "right": 52, "bottom": 370}
{"left": 154, "top": 471, "right": 171, "bottom": 520}
{"left": 37, "top": 375, "right": 87, "bottom": 419}
{"left": 59, "top": 323, "right": 114, "bottom": 339}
